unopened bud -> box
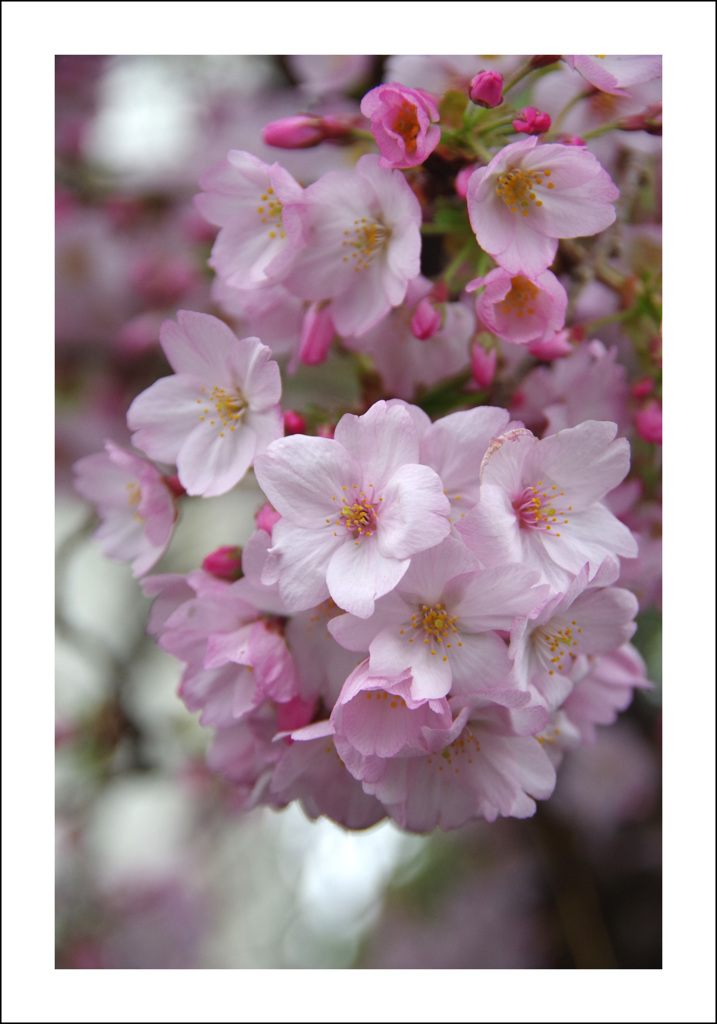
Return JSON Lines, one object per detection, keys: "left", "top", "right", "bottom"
{"left": 262, "top": 115, "right": 326, "bottom": 149}
{"left": 634, "top": 400, "right": 662, "bottom": 444}
{"left": 411, "top": 297, "right": 442, "bottom": 340}
{"left": 298, "top": 302, "right": 335, "bottom": 365}
{"left": 527, "top": 330, "right": 573, "bottom": 360}
{"left": 471, "top": 344, "right": 497, "bottom": 388}
{"left": 513, "top": 107, "right": 552, "bottom": 135}
{"left": 202, "top": 545, "right": 243, "bottom": 581}
{"left": 469, "top": 70, "right": 504, "bottom": 108}
{"left": 283, "top": 409, "right": 307, "bottom": 435}
{"left": 618, "top": 103, "right": 662, "bottom": 136}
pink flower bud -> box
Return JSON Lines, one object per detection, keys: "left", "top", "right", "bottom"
{"left": 261, "top": 115, "right": 326, "bottom": 149}
{"left": 560, "top": 134, "right": 587, "bottom": 147}
{"left": 283, "top": 409, "right": 307, "bottom": 435}
{"left": 298, "top": 302, "right": 335, "bottom": 365}
{"left": 201, "top": 545, "right": 243, "bottom": 581}
{"left": 410, "top": 297, "right": 442, "bottom": 340}
{"left": 471, "top": 344, "right": 497, "bottom": 388}
{"left": 634, "top": 400, "right": 662, "bottom": 444}
{"left": 527, "top": 329, "right": 574, "bottom": 360}
{"left": 631, "top": 377, "right": 655, "bottom": 400}
{"left": 255, "top": 502, "right": 281, "bottom": 537}
{"left": 512, "top": 107, "right": 552, "bottom": 134}
{"left": 455, "top": 164, "right": 479, "bottom": 199}
{"left": 469, "top": 70, "right": 504, "bottom": 108}
{"left": 618, "top": 103, "right": 662, "bottom": 136}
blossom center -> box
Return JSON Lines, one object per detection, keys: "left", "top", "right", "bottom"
{"left": 126, "top": 482, "right": 145, "bottom": 521}
{"left": 496, "top": 166, "right": 553, "bottom": 216}
{"left": 500, "top": 276, "right": 539, "bottom": 318}
{"left": 256, "top": 187, "right": 286, "bottom": 241}
{"left": 534, "top": 619, "right": 582, "bottom": 675}
{"left": 392, "top": 101, "right": 420, "bottom": 153}
{"left": 513, "top": 481, "right": 571, "bottom": 537}
{"left": 406, "top": 602, "right": 461, "bottom": 660}
{"left": 426, "top": 726, "right": 480, "bottom": 771}
{"left": 330, "top": 484, "right": 381, "bottom": 544}
{"left": 196, "top": 386, "right": 247, "bottom": 436}
{"left": 342, "top": 217, "right": 389, "bottom": 272}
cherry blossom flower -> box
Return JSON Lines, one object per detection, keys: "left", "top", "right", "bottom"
{"left": 466, "top": 137, "right": 619, "bottom": 277}
{"left": 341, "top": 690, "right": 555, "bottom": 831}
{"left": 254, "top": 400, "right": 451, "bottom": 618}
{"left": 458, "top": 421, "right": 638, "bottom": 590}
{"left": 343, "top": 276, "right": 474, "bottom": 399}
{"left": 360, "top": 82, "right": 440, "bottom": 169}
{"left": 281, "top": 154, "right": 422, "bottom": 337}
{"left": 563, "top": 56, "right": 662, "bottom": 97}
{"left": 194, "top": 150, "right": 303, "bottom": 289}
{"left": 73, "top": 441, "right": 178, "bottom": 577}
{"left": 127, "top": 311, "right": 283, "bottom": 497}
{"left": 468, "top": 267, "right": 568, "bottom": 346}
{"left": 509, "top": 561, "right": 639, "bottom": 710}
{"left": 330, "top": 535, "right": 548, "bottom": 701}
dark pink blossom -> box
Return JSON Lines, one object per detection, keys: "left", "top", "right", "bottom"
{"left": 468, "top": 267, "right": 568, "bottom": 346}
{"left": 360, "top": 82, "right": 440, "bottom": 169}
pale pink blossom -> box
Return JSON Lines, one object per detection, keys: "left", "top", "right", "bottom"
{"left": 73, "top": 441, "right": 178, "bottom": 577}
{"left": 281, "top": 154, "right": 422, "bottom": 337}
{"left": 127, "top": 311, "right": 283, "bottom": 497}
{"left": 343, "top": 691, "right": 555, "bottom": 831}
{"left": 329, "top": 536, "right": 547, "bottom": 702}
{"left": 561, "top": 643, "right": 650, "bottom": 744}
{"left": 271, "top": 719, "right": 386, "bottom": 829}
{"left": 330, "top": 662, "right": 454, "bottom": 759}
{"left": 344, "top": 276, "right": 473, "bottom": 399}
{"left": 466, "top": 137, "right": 619, "bottom": 277}
{"left": 360, "top": 82, "right": 440, "bottom": 169}
{"left": 563, "top": 56, "right": 662, "bottom": 97}
{"left": 509, "top": 561, "right": 639, "bottom": 710}
{"left": 458, "top": 422, "right": 638, "bottom": 590}
{"left": 468, "top": 267, "right": 568, "bottom": 346}
{"left": 194, "top": 150, "right": 303, "bottom": 289}
{"left": 254, "top": 400, "right": 451, "bottom": 618}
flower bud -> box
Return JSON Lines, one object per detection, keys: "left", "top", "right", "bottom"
{"left": 634, "top": 400, "right": 662, "bottom": 444}
{"left": 283, "top": 409, "right": 307, "bottom": 435}
{"left": 471, "top": 344, "right": 497, "bottom": 388}
{"left": 527, "top": 329, "right": 573, "bottom": 360}
{"left": 261, "top": 115, "right": 326, "bottom": 149}
{"left": 410, "top": 297, "right": 442, "bottom": 340}
{"left": 512, "top": 107, "right": 552, "bottom": 134}
{"left": 201, "top": 545, "right": 243, "bottom": 581}
{"left": 298, "top": 302, "right": 335, "bottom": 365}
{"left": 469, "top": 70, "right": 504, "bottom": 108}
{"left": 618, "top": 103, "right": 662, "bottom": 136}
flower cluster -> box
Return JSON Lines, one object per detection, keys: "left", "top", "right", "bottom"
{"left": 72, "top": 54, "right": 661, "bottom": 833}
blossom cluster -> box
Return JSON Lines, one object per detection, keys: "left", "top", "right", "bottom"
{"left": 71, "top": 54, "right": 661, "bottom": 833}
